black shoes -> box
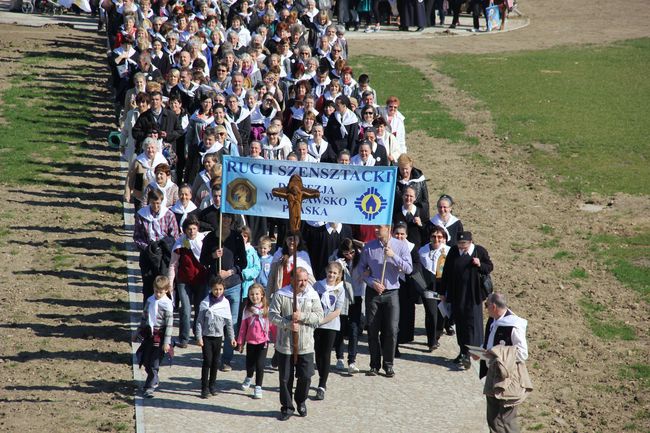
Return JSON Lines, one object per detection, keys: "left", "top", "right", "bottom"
{"left": 461, "top": 355, "right": 472, "bottom": 370}
{"left": 315, "top": 387, "right": 325, "bottom": 400}
{"left": 416, "top": 27, "right": 425, "bottom": 32}
{"left": 279, "top": 410, "right": 292, "bottom": 421}
{"left": 200, "top": 389, "right": 209, "bottom": 399}
{"left": 427, "top": 342, "right": 440, "bottom": 352}
{"left": 366, "top": 368, "right": 379, "bottom": 376}
{"left": 298, "top": 403, "right": 307, "bottom": 417}
{"left": 385, "top": 367, "right": 395, "bottom": 378}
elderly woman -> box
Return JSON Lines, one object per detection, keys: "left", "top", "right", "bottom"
{"left": 383, "top": 96, "right": 406, "bottom": 154}
{"left": 125, "top": 137, "right": 167, "bottom": 211}
{"left": 395, "top": 153, "right": 430, "bottom": 222}
{"left": 261, "top": 124, "right": 293, "bottom": 160}
{"left": 418, "top": 225, "right": 451, "bottom": 350}
{"left": 426, "top": 194, "right": 464, "bottom": 247}
{"left": 133, "top": 188, "right": 180, "bottom": 300}
{"left": 142, "top": 163, "right": 179, "bottom": 209}
{"left": 170, "top": 183, "right": 200, "bottom": 229}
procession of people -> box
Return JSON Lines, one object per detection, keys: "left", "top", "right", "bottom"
{"left": 111, "top": 0, "right": 531, "bottom": 428}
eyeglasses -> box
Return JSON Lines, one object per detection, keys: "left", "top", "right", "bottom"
{"left": 363, "top": 111, "right": 373, "bottom": 115}
{"left": 388, "top": 105, "right": 398, "bottom": 109}
{"left": 267, "top": 132, "right": 278, "bottom": 136}
{"left": 218, "top": 132, "right": 226, "bottom": 136}
{"left": 332, "top": 49, "right": 341, "bottom": 52}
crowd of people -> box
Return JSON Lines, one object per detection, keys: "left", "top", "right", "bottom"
{"left": 106, "top": 0, "right": 530, "bottom": 428}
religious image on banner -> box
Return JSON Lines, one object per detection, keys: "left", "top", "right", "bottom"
{"left": 221, "top": 156, "right": 397, "bottom": 226}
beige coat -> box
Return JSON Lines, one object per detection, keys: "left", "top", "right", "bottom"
{"left": 484, "top": 345, "right": 534, "bottom": 407}
{"left": 269, "top": 286, "right": 324, "bottom": 355}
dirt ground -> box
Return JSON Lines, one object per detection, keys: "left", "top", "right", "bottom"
{"left": 0, "top": 0, "right": 648, "bottom": 430}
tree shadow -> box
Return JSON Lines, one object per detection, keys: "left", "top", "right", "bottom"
{"left": 5, "top": 379, "right": 135, "bottom": 405}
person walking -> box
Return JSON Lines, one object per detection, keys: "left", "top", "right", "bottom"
{"left": 440, "top": 231, "right": 493, "bottom": 369}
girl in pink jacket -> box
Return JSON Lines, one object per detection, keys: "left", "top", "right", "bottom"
{"left": 237, "top": 284, "right": 275, "bottom": 399}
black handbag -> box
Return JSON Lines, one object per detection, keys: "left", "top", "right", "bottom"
{"left": 479, "top": 273, "right": 493, "bottom": 300}
{"left": 473, "top": 249, "right": 493, "bottom": 300}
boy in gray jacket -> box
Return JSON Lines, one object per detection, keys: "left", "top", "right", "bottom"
{"left": 269, "top": 267, "right": 324, "bottom": 420}
{"left": 134, "top": 276, "right": 174, "bottom": 398}
{"left": 196, "top": 276, "right": 237, "bottom": 398}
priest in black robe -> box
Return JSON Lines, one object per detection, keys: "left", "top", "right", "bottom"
{"left": 440, "top": 231, "right": 493, "bottom": 369}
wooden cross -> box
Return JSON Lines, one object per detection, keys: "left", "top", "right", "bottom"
{"left": 271, "top": 174, "right": 320, "bottom": 361}
{"left": 271, "top": 174, "right": 321, "bottom": 235}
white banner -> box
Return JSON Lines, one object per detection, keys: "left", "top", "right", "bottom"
{"left": 220, "top": 156, "right": 397, "bottom": 225}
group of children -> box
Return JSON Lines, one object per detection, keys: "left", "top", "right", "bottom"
{"left": 135, "top": 233, "right": 347, "bottom": 402}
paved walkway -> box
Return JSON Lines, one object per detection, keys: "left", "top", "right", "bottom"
{"left": 120, "top": 168, "right": 488, "bottom": 433}
{"left": 0, "top": 0, "right": 528, "bottom": 36}
{"left": 0, "top": 0, "right": 98, "bottom": 30}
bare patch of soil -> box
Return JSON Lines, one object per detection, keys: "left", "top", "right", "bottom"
{"left": 352, "top": 8, "right": 650, "bottom": 429}
{"left": 0, "top": 24, "right": 134, "bottom": 433}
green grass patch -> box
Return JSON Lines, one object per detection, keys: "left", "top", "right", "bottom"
{"left": 579, "top": 297, "right": 636, "bottom": 340}
{"left": 539, "top": 238, "right": 559, "bottom": 248}
{"left": 620, "top": 364, "right": 650, "bottom": 389}
{"left": 553, "top": 251, "right": 575, "bottom": 260}
{"left": 539, "top": 224, "right": 554, "bottom": 235}
{"left": 592, "top": 231, "right": 650, "bottom": 302}
{"left": 52, "top": 245, "right": 73, "bottom": 272}
{"left": 570, "top": 267, "right": 588, "bottom": 279}
{"left": 348, "top": 55, "right": 466, "bottom": 142}
{"left": 438, "top": 39, "right": 650, "bottom": 195}
{"left": 528, "top": 424, "right": 544, "bottom": 431}
{"left": 0, "top": 57, "right": 94, "bottom": 185}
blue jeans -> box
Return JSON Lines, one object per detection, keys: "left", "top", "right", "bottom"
{"left": 192, "top": 283, "right": 210, "bottom": 338}
{"left": 176, "top": 282, "right": 204, "bottom": 344}
{"left": 221, "top": 283, "right": 241, "bottom": 366}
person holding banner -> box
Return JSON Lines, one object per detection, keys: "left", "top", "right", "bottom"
{"left": 359, "top": 224, "right": 413, "bottom": 377}
{"left": 269, "top": 267, "right": 324, "bottom": 420}
{"left": 268, "top": 234, "right": 314, "bottom": 295}
{"left": 200, "top": 213, "right": 248, "bottom": 371}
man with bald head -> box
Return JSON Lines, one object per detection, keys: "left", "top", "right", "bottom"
{"left": 269, "top": 267, "right": 323, "bottom": 421}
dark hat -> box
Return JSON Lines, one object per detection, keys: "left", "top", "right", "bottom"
{"left": 457, "top": 231, "right": 472, "bottom": 242}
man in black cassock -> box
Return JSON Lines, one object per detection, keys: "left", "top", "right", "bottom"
{"left": 440, "top": 231, "right": 493, "bottom": 369}
{"left": 302, "top": 221, "right": 353, "bottom": 280}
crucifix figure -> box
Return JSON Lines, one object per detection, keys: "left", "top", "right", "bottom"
{"left": 272, "top": 175, "right": 321, "bottom": 234}
{"left": 272, "top": 174, "right": 320, "bottom": 361}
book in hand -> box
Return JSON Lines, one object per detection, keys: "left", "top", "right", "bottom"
{"left": 466, "top": 345, "right": 495, "bottom": 361}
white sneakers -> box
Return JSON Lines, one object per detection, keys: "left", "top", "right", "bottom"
{"left": 241, "top": 377, "right": 252, "bottom": 390}
{"left": 348, "top": 363, "right": 360, "bottom": 374}
{"left": 253, "top": 386, "right": 263, "bottom": 399}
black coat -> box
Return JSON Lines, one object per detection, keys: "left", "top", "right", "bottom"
{"left": 200, "top": 230, "right": 247, "bottom": 289}
{"left": 392, "top": 205, "right": 426, "bottom": 250}
{"left": 440, "top": 244, "right": 493, "bottom": 351}
{"left": 324, "top": 113, "right": 360, "bottom": 156}
{"left": 132, "top": 108, "right": 183, "bottom": 152}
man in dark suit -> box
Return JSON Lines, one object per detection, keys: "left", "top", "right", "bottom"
{"left": 132, "top": 90, "right": 183, "bottom": 153}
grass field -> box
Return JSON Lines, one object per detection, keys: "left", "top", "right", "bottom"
{"left": 438, "top": 38, "right": 650, "bottom": 196}
{"left": 0, "top": 56, "right": 94, "bottom": 184}
{"left": 348, "top": 55, "right": 467, "bottom": 142}
{"left": 436, "top": 39, "right": 650, "bottom": 313}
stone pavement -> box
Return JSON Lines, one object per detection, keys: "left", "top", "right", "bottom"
{"left": 121, "top": 162, "right": 488, "bottom": 433}
{"left": 0, "top": 0, "right": 528, "bottom": 36}
{"left": 0, "top": 0, "right": 98, "bottom": 30}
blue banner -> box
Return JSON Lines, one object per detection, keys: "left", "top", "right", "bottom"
{"left": 220, "top": 156, "right": 397, "bottom": 225}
